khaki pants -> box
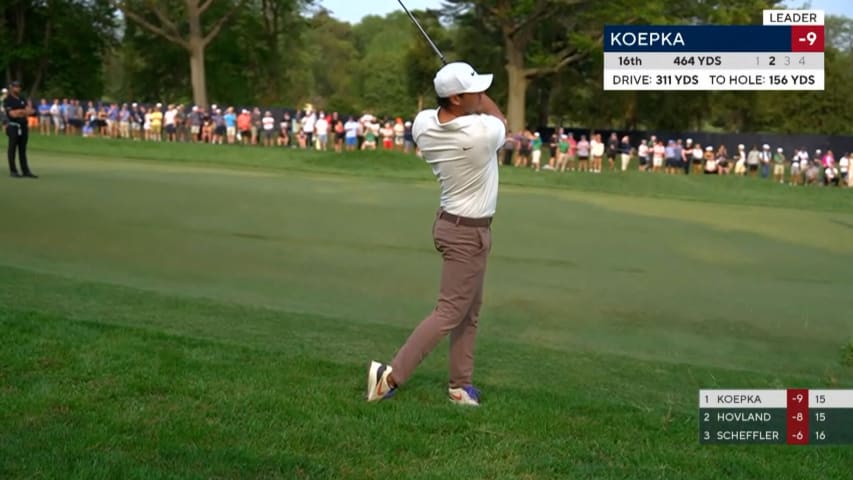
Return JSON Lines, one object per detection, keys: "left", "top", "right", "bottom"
{"left": 391, "top": 210, "right": 492, "bottom": 388}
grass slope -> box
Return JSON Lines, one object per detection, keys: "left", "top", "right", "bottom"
{"left": 0, "top": 136, "right": 850, "bottom": 478}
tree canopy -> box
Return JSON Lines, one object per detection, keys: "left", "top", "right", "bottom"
{"left": 2, "top": 0, "right": 851, "bottom": 134}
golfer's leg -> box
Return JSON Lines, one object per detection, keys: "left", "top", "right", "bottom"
{"left": 7, "top": 129, "right": 19, "bottom": 173}
{"left": 18, "top": 132, "right": 29, "bottom": 174}
{"left": 390, "top": 225, "right": 483, "bottom": 386}
{"left": 448, "top": 271, "right": 484, "bottom": 388}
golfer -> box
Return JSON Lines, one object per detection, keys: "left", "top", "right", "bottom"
{"left": 367, "top": 62, "right": 507, "bottom": 406}
{"left": 3, "top": 81, "right": 36, "bottom": 178}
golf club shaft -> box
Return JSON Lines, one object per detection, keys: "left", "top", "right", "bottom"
{"left": 396, "top": 0, "right": 446, "bottom": 65}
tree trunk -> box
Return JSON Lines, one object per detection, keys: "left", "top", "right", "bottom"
{"left": 537, "top": 84, "right": 550, "bottom": 128}
{"left": 187, "top": 3, "right": 207, "bottom": 108}
{"left": 505, "top": 35, "right": 528, "bottom": 133}
{"left": 14, "top": 1, "right": 25, "bottom": 83}
{"left": 189, "top": 41, "right": 207, "bottom": 108}
{"left": 30, "top": 13, "right": 52, "bottom": 98}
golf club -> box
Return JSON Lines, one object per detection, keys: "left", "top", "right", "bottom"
{"left": 397, "top": 0, "right": 447, "bottom": 65}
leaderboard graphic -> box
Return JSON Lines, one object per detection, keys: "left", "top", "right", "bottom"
{"left": 604, "top": 10, "right": 825, "bottom": 91}
{"left": 699, "top": 389, "right": 853, "bottom": 445}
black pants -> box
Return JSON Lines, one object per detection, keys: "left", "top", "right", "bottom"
{"left": 6, "top": 125, "right": 30, "bottom": 175}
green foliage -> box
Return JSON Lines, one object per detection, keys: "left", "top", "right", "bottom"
{"left": 6, "top": 0, "right": 850, "bottom": 132}
{"left": 0, "top": 0, "right": 117, "bottom": 99}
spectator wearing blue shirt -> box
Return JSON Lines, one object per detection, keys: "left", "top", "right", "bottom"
{"left": 665, "top": 140, "right": 677, "bottom": 175}
{"left": 38, "top": 99, "right": 51, "bottom": 135}
{"left": 224, "top": 107, "right": 237, "bottom": 144}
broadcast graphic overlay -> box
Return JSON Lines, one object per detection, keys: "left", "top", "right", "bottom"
{"left": 604, "top": 10, "right": 825, "bottom": 91}
{"left": 699, "top": 389, "right": 853, "bottom": 445}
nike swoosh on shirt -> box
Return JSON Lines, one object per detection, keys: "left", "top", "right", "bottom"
{"left": 462, "top": 146, "right": 473, "bottom": 151}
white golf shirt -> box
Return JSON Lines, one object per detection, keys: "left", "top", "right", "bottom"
{"left": 412, "top": 109, "right": 506, "bottom": 219}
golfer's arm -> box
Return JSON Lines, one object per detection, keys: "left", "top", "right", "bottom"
{"left": 479, "top": 94, "right": 507, "bottom": 128}
{"left": 6, "top": 107, "right": 28, "bottom": 119}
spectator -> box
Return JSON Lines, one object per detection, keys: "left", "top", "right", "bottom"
{"left": 637, "top": 139, "right": 649, "bottom": 171}
{"left": 380, "top": 122, "right": 394, "bottom": 150}
{"left": 556, "top": 134, "right": 570, "bottom": 172}
{"left": 403, "top": 120, "right": 415, "bottom": 154}
{"left": 393, "top": 117, "right": 405, "bottom": 151}
{"left": 619, "top": 135, "right": 631, "bottom": 171}
{"left": 548, "top": 129, "right": 560, "bottom": 169}
{"left": 772, "top": 147, "right": 786, "bottom": 183}
{"left": 501, "top": 131, "right": 516, "bottom": 166}
{"left": 591, "top": 133, "right": 604, "bottom": 173}
{"left": 225, "top": 107, "right": 238, "bottom": 144}
{"left": 607, "top": 132, "right": 619, "bottom": 171}
{"left": 262, "top": 110, "right": 275, "bottom": 147}
{"left": 38, "top": 99, "right": 50, "bottom": 135}
{"left": 746, "top": 145, "right": 760, "bottom": 176}
{"left": 277, "top": 112, "right": 290, "bottom": 147}
{"left": 703, "top": 146, "right": 717, "bottom": 174}
{"left": 516, "top": 130, "right": 532, "bottom": 168}
{"left": 316, "top": 114, "right": 329, "bottom": 151}
{"left": 531, "top": 132, "right": 542, "bottom": 171}
{"left": 577, "top": 134, "right": 590, "bottom": 172}
{"left": 251, "top": 107, "right": 262, "bottom": 145}
{"left": 760, "top": 144, "right": 772, "bottom": 178}
{"left": 150, "top": 103, "right": 163, "bottom": 141}
{"left": 301, "top": 107, "right": 316, "bottom": 148}
{"left": 716, "top": 145, "right": 730, "bottom": 175}
{"left": 344, "top": 116, "right": 359, "bottom": 151}
{"left": 652, "top": 139, "right": 665, "bottom": 173}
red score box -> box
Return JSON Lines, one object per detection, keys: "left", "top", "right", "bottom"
{"left": 791, "top": 25, "right": 824, "bottom": 52}
{"left": 787, "top": 388, "right": 810, "bottom": 445}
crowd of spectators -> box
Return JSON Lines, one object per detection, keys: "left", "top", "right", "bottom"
{"left": 503, "top": 129, "right": 853, "bottom": 187}
{"left": 9, "top": 95, "right": 853, "bottom": 188}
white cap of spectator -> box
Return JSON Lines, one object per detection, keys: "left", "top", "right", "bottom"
{"left": 777, "top": 147, "right": 783, "bottom": 152}
{"left": 705, "top": 146, "right": 713, "bottom": 151}
{"left": 433, "top": 61, "right": 494, "bottom": 98}
{"left": 762, "top": 144, "right": 770, "bottom": 149}
{"left": 738, "top": 144, "right": 745, "bottom": 149}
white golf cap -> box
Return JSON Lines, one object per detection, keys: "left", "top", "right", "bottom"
{"left": 434, "top": 62, "right": 493, "bottom": 98}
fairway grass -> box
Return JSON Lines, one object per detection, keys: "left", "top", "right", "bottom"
{"left": 1, "top": 137, "right": 852, "bottom": 478}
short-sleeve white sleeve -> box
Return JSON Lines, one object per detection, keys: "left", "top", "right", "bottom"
{"left": 480, "top": 114, "right": 506, "bottom": 152}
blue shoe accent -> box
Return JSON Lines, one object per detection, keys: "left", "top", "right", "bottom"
{"left": 462, "top": 385, "right": 480, "bottom": 402}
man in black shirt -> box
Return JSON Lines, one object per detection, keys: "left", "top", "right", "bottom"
{"left": 3, "top": 81, "right": 37, "bottom": 178}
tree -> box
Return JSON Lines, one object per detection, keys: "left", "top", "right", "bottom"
{"left": 1, "top": 0, "right": 117, "bottom": 99}
{"left": 443, "top": 0, "right": 646, "bottom": 131}
{"left": 826, "top": 14, "right": 853, "bottom": 51}
{"left": 404, "top": 9, "right": 452, "bottom": 111}
{"left": 115, "top": 0, "right": 247, "bottom": 108}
